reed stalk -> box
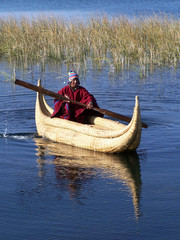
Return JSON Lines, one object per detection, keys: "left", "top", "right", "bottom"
{"left": 0, "top": 14, "right": 179, "bottom": 74}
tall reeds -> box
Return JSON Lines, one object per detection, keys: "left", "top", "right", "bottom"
{"left": 0, "top": 14, "right": 179, "bottom": 73}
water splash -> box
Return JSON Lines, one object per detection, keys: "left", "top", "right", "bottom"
{"left": 3, "top": 120, "right": 8, "bottom": 138}
{"left": 1, "top": 131, "right": 37, "bottom": 140}
{"left": 10, "top": 134, "right": 34, "bottom": 140}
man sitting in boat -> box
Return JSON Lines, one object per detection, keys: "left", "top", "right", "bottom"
{"left": 51, "top": 70, "right": 102, "bottom": 123}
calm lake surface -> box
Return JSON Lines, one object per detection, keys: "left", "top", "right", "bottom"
{"left": 0, "top": 0, "right": 180, "bottom": 18}
{"left": 0, "top": 1, "right": 180, "bottom": 239}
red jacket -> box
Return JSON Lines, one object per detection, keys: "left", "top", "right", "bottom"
{"left": 51, "top": 85, "right": 102, "bottom": 123}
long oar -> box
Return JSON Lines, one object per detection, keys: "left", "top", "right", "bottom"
{"left": 15, "top": 79, "right": 148, "bottom": 128}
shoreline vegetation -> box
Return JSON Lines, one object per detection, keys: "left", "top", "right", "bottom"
{"left": 0, "top": 14, "right": 179, "bottom": 76}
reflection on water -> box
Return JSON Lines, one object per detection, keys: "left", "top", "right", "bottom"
{"left": 34, "top": 137, "right": 142, "bottom": 220}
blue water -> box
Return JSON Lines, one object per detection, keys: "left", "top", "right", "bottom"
{"left": 1, "top": 60, "right": 180, "bottom": 239}
{"left": 0, "top": 0, "right": 180, "bottom": 18}
{"left": 0, "top": 1, "right": 180, "bottom": 240}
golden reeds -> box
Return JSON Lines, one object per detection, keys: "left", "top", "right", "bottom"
{"left": 0, "top": 14, "right": 179, "bottom": 73}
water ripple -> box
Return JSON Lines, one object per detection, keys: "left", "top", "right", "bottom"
{"left": 0, "top": 132, "right": 37, "bottom": 140}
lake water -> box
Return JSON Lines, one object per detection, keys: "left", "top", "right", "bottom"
{"left": 0, "top": 1, "right": 180, "bottom": 240}
{"left": 0, "top": 0, "right": 180, "bottom": 18}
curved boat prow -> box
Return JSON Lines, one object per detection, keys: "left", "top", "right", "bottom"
{"left": 128, "top": 95, "right": 142, "bottom": 151}
{"left": 37, "top": 78, "right": 41, "bottom": 87}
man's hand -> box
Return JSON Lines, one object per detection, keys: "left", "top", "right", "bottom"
{"left": 86, "top": 101, "right": 93, "bottom": 109}
{"left": 63, "top": 94, "right": 70, "bottom": 103}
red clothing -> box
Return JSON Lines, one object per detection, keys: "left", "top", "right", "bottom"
{"left": 51, "top": 85, "right": 102, "bottom": 123}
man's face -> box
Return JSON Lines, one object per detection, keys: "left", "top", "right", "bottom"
{"left": 70, "top": 78, "right": 79, "bottom": 88}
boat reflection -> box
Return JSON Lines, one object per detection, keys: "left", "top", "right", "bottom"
{"left": 34, "top": 137, "right": 142, "bottom": 220}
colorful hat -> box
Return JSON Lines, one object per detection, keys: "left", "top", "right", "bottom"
{"left": 68, "top": 70, "right": 79, "bottom": 82}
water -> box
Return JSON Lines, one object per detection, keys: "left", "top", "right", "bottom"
{"left": 0, "top": 0, "right": 180, "bottom": 18}
{"left": 1, "top": 60, "right": 180, "bottom": 239}
{"left": 0, "top": 1, "right": 180, "bottom": 239}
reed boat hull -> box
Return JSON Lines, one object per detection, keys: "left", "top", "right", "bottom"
{"left": 35, "top": 79, "right": 142, "bottom": 153}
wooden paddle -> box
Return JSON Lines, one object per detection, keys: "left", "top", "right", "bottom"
{"left": 15, "top": 79, "right": 148, "bottom": 128}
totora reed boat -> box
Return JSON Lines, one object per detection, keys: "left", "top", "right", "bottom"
{"left": 35, "top": 79, "right": 142, "bottom": 153}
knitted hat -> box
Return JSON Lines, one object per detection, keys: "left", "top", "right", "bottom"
{"left": 68, "top": 70, "right": 79, "bottom": 82}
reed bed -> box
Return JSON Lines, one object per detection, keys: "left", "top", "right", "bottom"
{"left": 0, "top": 14, "right": 179, "bottom": 73}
